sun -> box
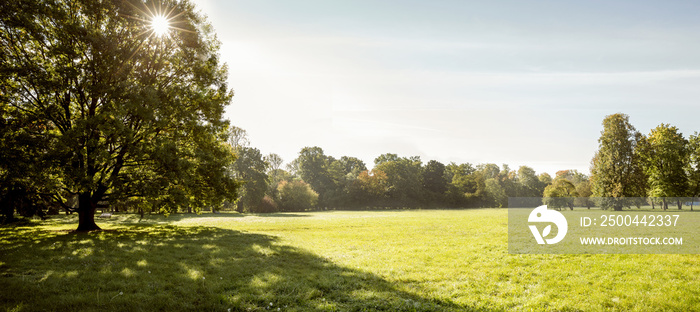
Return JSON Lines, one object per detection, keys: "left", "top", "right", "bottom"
{"left": 151, "top": 15, "right": 170, "bottom": 36}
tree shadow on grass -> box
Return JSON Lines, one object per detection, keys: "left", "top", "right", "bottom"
{"left": 131, "top": 212, "right": 313, "bottom": 222}
{"left": 8, "top": 212, "right": 313, "bottom": 229}
{"left": 0, "top": 226, "right": 483, "bottom": 311}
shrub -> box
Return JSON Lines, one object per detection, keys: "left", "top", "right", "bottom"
{"left": 276, "top": 180, "right": 318, "bottom": 212}
{"left": 252, "top": 195, "right": 279, "bottom": 213}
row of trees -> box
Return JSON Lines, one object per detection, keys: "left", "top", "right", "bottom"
{"left": 590, "top": 113, "right": 700, "bottom": 210}
{"left": 228, "top": 127, "right": 563, "bottom": 212}
{"left": 231, "top": 113, "right": 700, "bottom": 213}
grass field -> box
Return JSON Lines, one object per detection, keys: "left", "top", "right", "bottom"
{"left": 1, "top": 209, "right": 699, "bottom": 311}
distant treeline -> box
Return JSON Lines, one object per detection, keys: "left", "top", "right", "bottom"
{"left": 228, "top": 131, "right": 569, "bottom": 213}
{"left": 230, "top": 112, "right": 700, "bottom": 213}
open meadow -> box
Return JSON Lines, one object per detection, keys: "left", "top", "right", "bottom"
{"left": 5, "top": 1, "right": 700, "bottom": 311}
{"left": 1, "top": 209, "right": 699, "bottom": 311}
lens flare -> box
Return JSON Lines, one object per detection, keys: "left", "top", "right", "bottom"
{"left": 151, "top": 15, "right": 170, "bottom": 36}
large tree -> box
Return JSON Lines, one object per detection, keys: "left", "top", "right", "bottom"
{"left": 227, "top": 127, "right": 268, "bottom": 213}
{"left": 484, "top": 178, "right": 507, "bottom": 208}
{"left": 1, "top": 0, "right": 238, "bottom": 230}
{"left": 515, "top": 166, "right": 542, "bottom": 198}
{"left": 538, "top": 173, "right": 553, "bottom": 188}
{"left": 295, "top": 146, "right": 344, "bottom": 207}
{"left": 638, "top": 124, "right": 688, "bottom": 210}
{"left": 590, "top": 114, "right": 646, "bottom": 210}
{"left": 338, "top": 156, "right": 367, "bottom": 178}
{"left": 445, "top": 162, "right": 481, "bottom": 207}
{"left": 373, "top": 154, "right": 423, "bottom": 206}
{"left": 422, "top": 160, "right": 447, "bottom": 195}
{"left": 477, "top": 164, "right": 513, "bottom": 208}
{"left": 230, "top": 146, "right": 268, "bottom": 213}
{"left": 348, "top": 169, "right": 388, "bottom": 207}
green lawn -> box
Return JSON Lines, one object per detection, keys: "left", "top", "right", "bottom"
{"left": 1, "top": 209, "right": 699, "bottom": 311}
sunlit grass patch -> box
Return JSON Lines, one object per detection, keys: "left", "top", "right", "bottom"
{"left": 1, "top": 209, "right": 699, "bottom": 311}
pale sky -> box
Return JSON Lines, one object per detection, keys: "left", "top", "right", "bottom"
{"left": 193, "top": 0, "right": 700, "bottom": 175}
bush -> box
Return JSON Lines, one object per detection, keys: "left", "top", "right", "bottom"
{"left": 276, "top": 180, "right": 318, "bottom": 212}
{"left": 251, "top": 195, "right": 279, "bottom": 213}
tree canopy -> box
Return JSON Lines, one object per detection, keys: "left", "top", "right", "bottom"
{"left": 590, "top": 113, "right": 646, "bottom": 210}
{"left": 638, "top": 124, "right": 688, "bottom": 209}
{"left": 0, "top": 0, "right": 238, "bottom": 229}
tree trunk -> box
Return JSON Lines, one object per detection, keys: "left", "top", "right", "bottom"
{"left": 612, "top": 198, "right": 623, "bottom": 211}
{"left": 691, "top": 197, "right": 695, "bottom": 211}
{"left": 76, "top": 192, "right": 101, "bottom": 231}
{"left": 677, "top": 200, "right": 682, "bottom": 210}
{"left": 1, "top": 190, "right": 18, "bottom": 224}
{"left": 1, "top": 203, "right": 15, "bottom": 224}
{"left": 662, "top": 198, "right": 667, "bottom": 210}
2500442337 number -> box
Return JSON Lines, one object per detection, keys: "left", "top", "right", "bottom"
{"left": 600, "top": 214, "right": 679, "bottom": 227}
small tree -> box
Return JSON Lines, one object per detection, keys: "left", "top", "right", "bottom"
{"left": 348, "top": 170, "right": 389, "bottom": 207}
{"left": 543, "top": 178, "right": 578, "bottom": 210}
{"left": 276, "top": 181, "right": 318, "bottom": 212}
{"left": 574, "top": 180, "right": 594, "bottom": 209}
{"left": 252, "top": 195, "right": 279, "bottom": 213}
